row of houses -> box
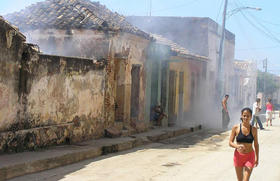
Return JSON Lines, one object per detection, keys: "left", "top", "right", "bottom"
{"left": 0, "top": 0, "right": 257, "bottom": 153}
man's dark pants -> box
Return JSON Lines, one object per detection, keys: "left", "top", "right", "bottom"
{"left": 251, "top": 115, "right": 264, "bottom": 129}
{"left": 222, "top": 109, "right": 230, "bottom": 129}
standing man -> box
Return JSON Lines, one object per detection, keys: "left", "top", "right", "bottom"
{"left": 222, "top": 94, "right": 230, "bottom": 129}
{"left": 251, "top": 98, "right": 264, "bottom": 130}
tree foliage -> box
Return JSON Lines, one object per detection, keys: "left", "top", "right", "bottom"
{"left": 257, "top": 70, "right": 279, "bottom": 95}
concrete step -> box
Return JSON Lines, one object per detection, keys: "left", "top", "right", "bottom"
{"left": 0, "top": 125, "right": 202, "bottom": 181}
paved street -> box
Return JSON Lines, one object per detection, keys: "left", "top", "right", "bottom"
{"left": 9, "top": 116, "right": 280, "bottom": 181}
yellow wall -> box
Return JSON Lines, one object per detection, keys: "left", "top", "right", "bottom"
{"left": 169, "top": 60, "right": 191, "bottom": 114}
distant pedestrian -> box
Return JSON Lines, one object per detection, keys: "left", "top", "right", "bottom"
{"left": 266, "top": 98, "right": 273, "bottom": 127}
{"left": 151, "top": 105, "right": 167, "bottom": 126}
{"left": 229, "top": 107, "right": 259, "bottom": 181}
{"left": 222, "top": 94, "right": 230, "bottom": 129}
{"left": 251, "top": 98, "right": 264, "bottom": 130}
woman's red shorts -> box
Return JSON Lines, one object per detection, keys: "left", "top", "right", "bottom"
{"left": 233, "top": 149, "right": 255, "bottom": 168}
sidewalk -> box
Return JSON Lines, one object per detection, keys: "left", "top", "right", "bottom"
{"left": 0, "top": 125, "right": 202, "bottom": 181}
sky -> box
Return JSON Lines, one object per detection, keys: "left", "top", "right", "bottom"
{"left": 0, "top": 0, "right": 279, "bottom": 74}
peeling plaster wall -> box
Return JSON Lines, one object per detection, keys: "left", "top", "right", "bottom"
{"left": 0, "top": 23, "right": 152, "bottom": 152}
{"left": 0, "top": 19, "right": 26, "bottom": 132}
{"left": 24, "top": 29, "right": 150, "bottom": 126}
{"left": 23, "top": 28, "right": 151, "bottom": 129}
{"left": 25, "top": 54, "right": 105, "bottom": 135}
{"left": 109, "top": 33, "right": 150, "bottom": 126}
{"left": 0, "top": 51, "right": 106, "bottom": 153}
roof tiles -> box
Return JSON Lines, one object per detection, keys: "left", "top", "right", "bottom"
{"left": 5, "top": 0, "right": 150, "bottom": 39}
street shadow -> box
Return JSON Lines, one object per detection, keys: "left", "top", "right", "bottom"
{"left": 260, "top": 129, "right": 272, "bottom": 131}
{"left": 8, "top": 129, "right": 228, "bottom": 181}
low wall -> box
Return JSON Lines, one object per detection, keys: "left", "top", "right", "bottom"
{"left": 0, "top": 51, "right": 106, "bottom": 153}
{"left": 0, "top": 17, "right": 26, "bottom": 133}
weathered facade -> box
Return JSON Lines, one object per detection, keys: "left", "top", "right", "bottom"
{"left": 5, "top": 0, "right": 152, "bottom": 133}
{"left": 127, "top": 16, "right": 235, "bottom": 97}
{"left": 146, "top": 34, "right": 208, "bottom": 127}
{"left": 233, "top": 60, "right": 257, "bottom": 108}
{"left": 127, "top": 16, "right": 236, "bottom": 128}
{"left": 0, "top": 16, "right": 107, "bottom": 152}
{"left": 0, "top": 16, "right": 26, "bottom": 132}
{"left": 2, "top": 0, "right": 212, "bottom": 152}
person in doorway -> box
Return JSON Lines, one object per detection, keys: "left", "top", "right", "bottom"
{"left": 229, "top": 107, "right": 259, "bottom": 181}
{"left": 152, "top": 105, "right": 167, "bottom": 126}
{"left": 266, "top": 98, "right": 273, "bottom": 127}
{"left": 251, "top": 98, "right": 264, "bottom": 130}
{"left": 222, "top": 94, "right": 230, "bottom": 129}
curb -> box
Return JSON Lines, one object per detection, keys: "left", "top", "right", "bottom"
{"left": 0, "top": 125, "right": 201, "bottom": 181}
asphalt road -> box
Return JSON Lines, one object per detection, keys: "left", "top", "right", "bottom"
{"left": 9, "top": 117, "right": 280, "bottom": 181}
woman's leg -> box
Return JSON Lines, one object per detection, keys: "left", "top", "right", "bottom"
{"left": 255, "top": 121, "right": 258, "bottom": 128}
{"left": 243, "top": 167, "right": 253, "bottom": 181}
{"left": 266, "top": 118, "right": 269, "bottom": 127}
{"left": 235, "top": 167, "right": 243, "bottom": 181}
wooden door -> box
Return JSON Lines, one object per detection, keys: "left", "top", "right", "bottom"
{"left": 114, "top": 58, "right": 125, "bottom": 122}
{"left": 168, "top": 70, "right": 177, "bottom": 125}
{"left": 130, "top": 65, "right": 141, "bottom": 119}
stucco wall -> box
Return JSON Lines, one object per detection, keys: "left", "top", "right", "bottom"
{"left": 0, "top": 50, "right": 106, "bottom": 153}
{"left": 0, "top": 18, "right": 26, "bottom": 132}
{"left": 108, "top": 32, "right": 150, "bottom": 127}
{"left": 25, "top": 54, "right": 105, "bottom": 134}
{"left": 24, "top": 28, "right": 150, "bottom": 128}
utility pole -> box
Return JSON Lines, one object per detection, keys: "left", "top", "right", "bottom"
{"left": 217, "top": 0, "right": 228, "bottom": 98}
{"left": 149, "top": 0, "right": 152, "bottom": 16}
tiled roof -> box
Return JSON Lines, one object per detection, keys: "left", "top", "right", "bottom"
{"left": 151, "top": 34, "right": 208, "bottom": 61}
{"left": 5, "top": 0, "right": 150, "bottom": 39}
{"left": 0, "top": 16, "right": 26, "bottom": 41}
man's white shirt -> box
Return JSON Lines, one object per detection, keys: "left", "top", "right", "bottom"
{"left": 253, "top": 102, "right": 261, "bottom": 116}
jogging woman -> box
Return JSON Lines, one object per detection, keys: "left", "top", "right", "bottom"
{"left": 229, "top": 108, "right": 259, "bottom": 181}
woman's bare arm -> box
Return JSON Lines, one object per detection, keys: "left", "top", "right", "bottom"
{"left": 229, "top": 125, "right": 238, "bottom": 149}
{"left": 253, "top": 127, "right": 259, "bottom": 166}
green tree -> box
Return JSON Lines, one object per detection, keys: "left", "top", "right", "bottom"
{"left": 257, "top": 70, "right": 279, "bottom": 95}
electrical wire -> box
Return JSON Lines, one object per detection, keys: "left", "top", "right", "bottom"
{"left": 236, "top": 45, "right": 280, "bottom": 51}
{"left": 215, "top": 0, "right": 224, "bottom": 22}
{"left": 235, "top": 0, "right": 280, "bottom": 44}
{"left": 240, "top": 11, "right": 280, "bottom": 44}
{"left": 256, "top": 18, "right": 280, "bottom": 27}
{"left": 244, "top": 11, "right": 280, "bottom": 43}
{"left": 228, "top": 0, "right": 265, "bottom": 57}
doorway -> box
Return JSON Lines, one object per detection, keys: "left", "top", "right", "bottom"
{"left": 114, "top": 58, "right": 126, "bottom": 122}
{"left": 178, "top": 72, "right": 184, "bottom": 122}
{"left": 130, "top": 65, "right": 141, "bottom": 120}
{"left": 168, "top": 70, "right": 177, "bottom": 125}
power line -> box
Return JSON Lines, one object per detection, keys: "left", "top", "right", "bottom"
{"left": 234, "top": 0, "right": 280, "bottom": 44}
{"left": 240, "top": 11, "right": 280, "bottom": 44}
{"left": 215, "top": 0, "right": 224, "bottom": 22}
{"left": 229, "top": 1, "right": 263, "bottom": 56}
{"left": 257, "top": 18, "right": 280, "bottom": 27}
{"left": 236, "top": 45, "right": 280, "bottom": 51}
{"left": 244, "top": 11, "right": 280, "bottom": 42}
